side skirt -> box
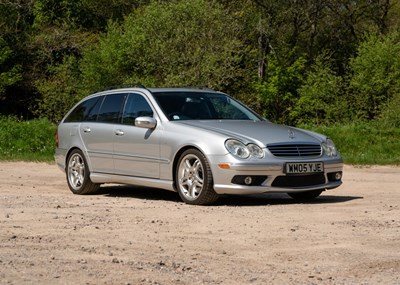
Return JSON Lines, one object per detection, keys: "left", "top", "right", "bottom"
{"left": 90, "top": 173, "right": 176, "bottom": 192}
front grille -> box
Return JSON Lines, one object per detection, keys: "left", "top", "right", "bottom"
{"left": 267, "top": 143, "right": 322, "bottom": 157}
{"left": 272, "top": 174, "right": 326, "bottom": 187}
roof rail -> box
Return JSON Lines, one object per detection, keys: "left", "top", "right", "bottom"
{"left": 102, "top": 84, "right": 146, "bottom": 91}
{"left": 176, "top": 86, "right": 215, "bottom": 91}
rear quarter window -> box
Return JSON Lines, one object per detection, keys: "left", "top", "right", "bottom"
{"left": 64, "top": 97, "right": 102, "bottom": 123}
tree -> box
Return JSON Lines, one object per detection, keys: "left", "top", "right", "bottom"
{"left": 80, "top": 0, "right": 246, "bottom": 93}
{"left": 253, "top": 55, "right": 306, "bottom": 124}
{"left": 292, "top": 53, "right": 346, "bottom": 124}
{"left": 0, "top": 37, "right": 22, "bottom": 98}
{"left": 251, "top": 0, "right": 398, "bottom": 73}
{"left": 0, "top": 0, "right": 34, "bottom": 116}
{"left": 34, "top": 56, "right": 81, "bottom": 122}
{"left": 348, "top": 32, "right": 400, "bottom": 121}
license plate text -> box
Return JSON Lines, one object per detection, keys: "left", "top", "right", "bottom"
{"left": 286, "top": 162, "right": 324, "bottom": 174}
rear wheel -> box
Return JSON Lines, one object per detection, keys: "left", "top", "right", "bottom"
{"left": 287, "top": 190, "right": 323, "bottom": 200}
{"left": 176, "top": 149, "right": 218, "bottom": 205}
{"left": 66, "top": 149, "right": 99, "bottom": 195}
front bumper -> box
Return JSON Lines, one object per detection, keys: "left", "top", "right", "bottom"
{"left": 209, "top": 155, "right": 343, "bottom": 195}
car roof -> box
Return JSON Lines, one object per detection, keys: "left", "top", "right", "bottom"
{"left": 92, "top": 87, "right": 222, "bottom": 97}
{"left": 147, "top": 87, "right": 218, "bottom": 93}
{"left": 82, "top": 87, "right": 223, "bottom": 103}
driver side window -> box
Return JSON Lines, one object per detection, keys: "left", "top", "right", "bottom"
{"left": 122, "top": 93, "right": 154, "bottom": 125}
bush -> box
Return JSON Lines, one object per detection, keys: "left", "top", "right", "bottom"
{"left": 0, "top": 37, "right": 22, "bottom": 97}
{"left": 292, "top": 54, "right": 348, "bottom": 124}
{"left": 303, "top": 122, "right": 400, "bottom": 165}
{"left": 348, "top": 32, "right": 400, "bottom": 120}
{"left": 379, "top": 91, "right": 400, "bottom": 128}
{"left": 253, "top": 55, "right": 306, "bottom": 124}
{"left": 0, "top": 116, "right": 56, "bottom": 161}
{"left": 80, "top": 0, "right": 245, "bottom": 92}
{"left": 34, "top": 56, "right": 81, "bottom": 123}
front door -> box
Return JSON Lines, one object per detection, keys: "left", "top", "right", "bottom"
{"left": 113, "top": 93, "right": 161, "bottom": 178}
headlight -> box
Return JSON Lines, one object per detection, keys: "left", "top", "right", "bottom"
{"left": 322, "top": 139, "right": 338, "bottom": 157}
{"left": 247, "top": 143, "right": 264, "bottom": 159}
{"left": 225, "top": 139, "right": 264, "bottom": 159}
{"left": 225, "top": 139, "right": 250, "bottom": 159}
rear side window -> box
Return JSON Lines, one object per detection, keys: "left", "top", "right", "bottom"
{"left": 97, "top": 94, "right": 126, "bottom": 123}
{"left": 121, "top": 94, "right": 154, "bottom": 125}
{"left": 64, "top": 97, "right": 102, "bottom": 123}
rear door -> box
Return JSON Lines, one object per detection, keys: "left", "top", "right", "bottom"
{"left": 80, "top": 94, "right": 126, "bottom": 174}
{"left": 113, "top": 93, "right": 161, "bottom": 178}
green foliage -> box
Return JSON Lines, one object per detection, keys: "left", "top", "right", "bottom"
{"left": 379, "top": 92, "right": 400, "bottom": 128}
{"left": 0, "top": 1, "right": 34, "bottom": 37}
{"left": 0, "top": 116, "right": 56, "bottom": 161}
{"left": 1, "top": 116, "right": 398, "bottom": 165}
{"left": 32, "top": 0, "right": 136, "bottom": 30}
{"left": 0, "top": 0, "right": 400, "bottom": 163}
{"left": 80, "top": 0, "right": 245, "bottom": 93}
{"left": 348, "top": 32, "right": 400, "bottom": 120}
{"left": 0, "top": 37, "right": 21, "bottom": 97}
{"left": 82, "top": 0, "right": 150, "bottom": 26}
{"left": 34, "top": 56, "right": 81, "bottom": 123}
{"left": 33, "top": 0, "right": 84, "bottom": 29}
{"left": 292, "top": 54, "right": 347, "bottom": 124}
{"left": 253, "top": 55, "right": 306, "bottom": 123}
{"left": 80, "top": 22, "right": 127, "bottom": 93}
{"left": 252, "top": 0, "right": 394, "bottom": 73}
{"left": 304, "top": 122, "right": 400, "bottom": 165}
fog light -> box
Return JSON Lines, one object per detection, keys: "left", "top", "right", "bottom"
{"left": 244, "top": 176, "right": 252, "bottom": 185}
{"left": 327, "top": 171, "right": 343, "bottom": 182}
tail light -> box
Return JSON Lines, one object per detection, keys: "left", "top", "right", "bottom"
{"left": 55, "top": 128, "right": 59, "bottom": 148}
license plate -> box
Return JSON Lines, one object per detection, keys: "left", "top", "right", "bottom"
{"left": 285, "top": 162, "right": 324, "bottom": 174}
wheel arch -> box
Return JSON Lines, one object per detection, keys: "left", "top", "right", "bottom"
{"left": 65, "top": 147, "right": 91, "bottom": 172}
{"left": 172, "top": 145, "right": 212, "bottom": 191}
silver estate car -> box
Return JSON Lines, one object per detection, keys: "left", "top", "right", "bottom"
{"left": 55, "top": 87, "right": 343, "bottom": 205}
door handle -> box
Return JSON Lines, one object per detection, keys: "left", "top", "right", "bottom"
{"left": 115, "top": 129, "right": 124, "bottom": 136}
{"left": 83, "top": 127, "right": 91, "bottom": 133}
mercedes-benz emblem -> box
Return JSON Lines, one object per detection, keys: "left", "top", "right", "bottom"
{"left": 288, "top": 130, "right": 295, "bottom": 139}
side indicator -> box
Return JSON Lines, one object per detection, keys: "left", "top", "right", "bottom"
{"left": 218, "top": 163, "right": 231, "bottom": 169}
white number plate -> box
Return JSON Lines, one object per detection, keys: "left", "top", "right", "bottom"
{"left": 285, "top": 162, "right": 324, "bottom": 174}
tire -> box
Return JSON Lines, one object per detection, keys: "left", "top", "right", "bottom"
{"left": 176, "top": 149, "right": 218, "bottom": 205}
{"left": 66, "top": 149, "right": 99, "bottom": 195}
{"left": 287, "top": 190, "right": 323, "bottom": 200}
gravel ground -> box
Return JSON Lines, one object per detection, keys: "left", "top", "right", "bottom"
{"left": 0, "top": 162, "right": 399, "bottom": 285}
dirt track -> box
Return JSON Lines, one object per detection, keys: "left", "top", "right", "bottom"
{"left": 0, "top": 162, "right": 399, "bottom": 285}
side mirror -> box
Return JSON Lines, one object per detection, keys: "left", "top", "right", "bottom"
{"left": 135, "top": 117, "right": 157, "bottom": 129}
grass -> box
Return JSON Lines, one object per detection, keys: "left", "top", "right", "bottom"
{"left": 303, "top": 122, "right": 400, "bottom": 165}
{"left": 0, "top": 116, "right": 57, "bottom": 161}
{"left": 0, "top": 116, "right": 399, "bottom": 165}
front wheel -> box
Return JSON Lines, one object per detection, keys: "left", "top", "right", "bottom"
{"left": 66, "top": 149, "right": 99, "bottom": 195}
{"left": 176, "top": 149, "right": 218, "bottom": 205}
{"left": 287, "top": 190, "right": 323, "bottom": 200}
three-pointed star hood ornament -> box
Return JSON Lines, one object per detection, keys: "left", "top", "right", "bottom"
{"left": 288, "top": 129, "right": 296, "bottom": 139}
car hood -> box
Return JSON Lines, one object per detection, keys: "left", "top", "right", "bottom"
{"left": 177, "top": 120, "right": 325, "bottom": 146}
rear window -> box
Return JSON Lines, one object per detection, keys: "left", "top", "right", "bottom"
{"left": 96, "top": 94, "right": 126, "bottom": 123}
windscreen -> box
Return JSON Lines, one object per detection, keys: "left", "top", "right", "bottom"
{"left": 152, "top": 92, "right": 262, "bottom": 121}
